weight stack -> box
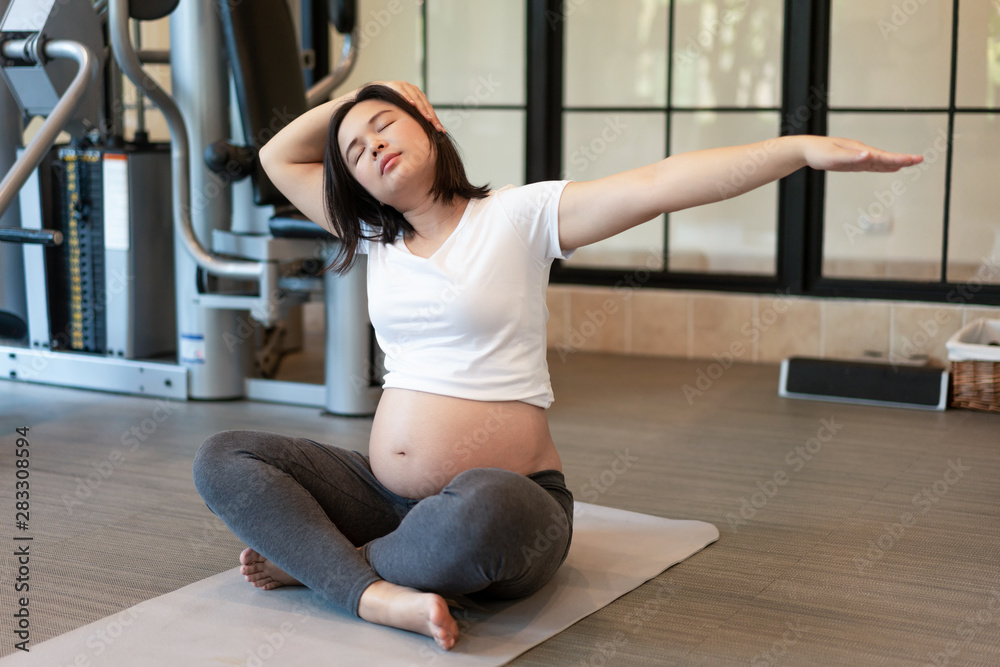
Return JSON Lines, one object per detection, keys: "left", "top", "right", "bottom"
{"left": 778, "top": 357, "right": 950, "bottom": 411}
{"left": 29, "top": 145, "right": 176, "bottom": 359}
{"left": 54, "top": 149, "right": 106, "bottom": 352}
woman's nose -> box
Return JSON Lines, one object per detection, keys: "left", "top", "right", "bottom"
{"left": 370, "top": 141, "right": 385, "bottom": 158}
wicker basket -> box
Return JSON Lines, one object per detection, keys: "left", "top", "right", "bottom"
{"left": 950, "top": 359, "right": 1000, "bottom": 412}
{"left": 946, "top": 319, "right": 1000, "bottom": 413}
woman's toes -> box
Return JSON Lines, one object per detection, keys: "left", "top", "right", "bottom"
{"left": 240, "top": 547, "right": 262, "bottom": 565}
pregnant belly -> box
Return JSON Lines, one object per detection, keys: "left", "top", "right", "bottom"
{"left": 369, "top": 388, "right": 562, "bottom": 500}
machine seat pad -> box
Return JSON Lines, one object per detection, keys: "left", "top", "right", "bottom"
{"left": 130, "top": 0, "right": 181, "bottom": 20}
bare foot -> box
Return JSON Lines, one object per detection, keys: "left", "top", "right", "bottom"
{"left": 239, "top": 547, "right": 302, "bottom": 589}
{"left": 358, "top": 580, "right": 459, "bottom": 650}
{"left": 239, "top": 546, "right": 367, "bottom": 590}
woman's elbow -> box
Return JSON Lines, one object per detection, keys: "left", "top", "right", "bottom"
{"left": 257, "top": 142, "right": 277, "bottom": 178}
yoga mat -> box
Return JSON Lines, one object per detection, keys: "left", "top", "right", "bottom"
{"left": 3, "top": 503, "right": 718, "bottom": 666}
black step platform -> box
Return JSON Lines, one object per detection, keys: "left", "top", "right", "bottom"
{"left": 778, "top": 357, "right": 950, "bottom": 411}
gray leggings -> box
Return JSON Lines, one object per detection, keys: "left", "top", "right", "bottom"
{"left": 192, "top": 430, "right": 573, "bottom": 618}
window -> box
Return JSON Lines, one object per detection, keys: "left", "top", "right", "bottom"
{"left": 334, "top": 0, "right": 527, "bottom": 189}
{"left": 328, "top": 0, "right": 1000, "bottom": 305}
{"left": 562, "top": 0, "right": 784, "bottom": 275}
{"left": 809, "top": 0, "right": 1000, "bottom": 301}
{"left": 547, "top": 0, "right": 999, "bottom": 305}
{"left": 823, "top": 0, "right": 998, "bottom": 285}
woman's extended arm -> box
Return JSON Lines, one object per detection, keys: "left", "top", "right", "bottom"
{"left": 258, "top": 81, "right": 442, "bottom": 233}
{"left": 556, "top": 134, "right": 924, "bottom": 252}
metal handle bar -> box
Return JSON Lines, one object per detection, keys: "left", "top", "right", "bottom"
{"left": 305, "top": 29, "right": 357, "bottom": 109}
{"left": 0, "top": 39, "right": 96, "bottom": 223}
{"left": 108, "top": 0, "right": 264, "bottom": 281}
{"left": 0, "top": 227, "right": 63, "bottom": 246}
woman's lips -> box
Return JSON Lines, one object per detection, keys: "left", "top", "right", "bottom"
{"left": 380, "top": 152, "right": 401, "bottom": 175}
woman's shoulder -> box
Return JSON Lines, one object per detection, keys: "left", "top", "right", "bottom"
{"left": 491, "top": 180, "right": 573, "bottom": 215}
{"left": 493, "top": 180, "right": 572, "bottom": 194}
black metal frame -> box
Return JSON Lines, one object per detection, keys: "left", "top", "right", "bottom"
{"left": 526, "top": 0, "right": 563, "bottom": 184}
{"left": 538, "top": 0, "right": 999, "bottom": 306}
{"left": 300, "top": 0, "right": 330, "bottom": 88}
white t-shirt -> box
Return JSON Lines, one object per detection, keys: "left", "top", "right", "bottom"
{"left": 357, "top": 180, "right": 574, "bottom": 408}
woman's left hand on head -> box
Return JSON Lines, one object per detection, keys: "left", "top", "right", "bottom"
{"left": 801, "top": 136, "right": 923, "bottom": 173}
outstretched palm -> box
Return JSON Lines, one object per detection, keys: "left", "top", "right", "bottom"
{"left": 803, "top": 136, "right": 923, "bottom": 172}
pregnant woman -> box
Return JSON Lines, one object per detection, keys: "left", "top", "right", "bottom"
{"left": 192, "top": 80, "right": 921, "bottom": 650}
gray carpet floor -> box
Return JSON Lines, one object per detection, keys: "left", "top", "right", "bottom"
{"left": 1, "top": 351, "right": 998, "bottom": 665}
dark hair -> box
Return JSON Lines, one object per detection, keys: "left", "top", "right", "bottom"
{"left": 322, "top": 84, "right": 490, "bottom": 274}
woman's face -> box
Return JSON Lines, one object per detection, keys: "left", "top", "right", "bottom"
{"left": 337, "top": 99, "right": 435, "bottom": 209}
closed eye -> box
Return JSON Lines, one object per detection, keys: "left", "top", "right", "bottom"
{"left": 350, "top": 116, "right": 395, "bottom": 166}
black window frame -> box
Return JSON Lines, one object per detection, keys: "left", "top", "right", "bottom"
{"left": 528, "top": 0, "right": 1000, "bottom": 306}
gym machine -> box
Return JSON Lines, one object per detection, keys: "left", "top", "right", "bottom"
{"left": 0, "top": 0, "right": 381, "bottom": 415}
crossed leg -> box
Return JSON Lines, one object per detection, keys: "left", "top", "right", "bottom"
{"left": 192, "top": 431, "right": 571, "bottom": 650}
{"left": 238, "top": 546, "right": 459, "bottom": 649}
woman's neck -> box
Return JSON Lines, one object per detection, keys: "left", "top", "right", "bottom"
{"left": 403, "top": 196, "right": 470, "bottom": 243}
